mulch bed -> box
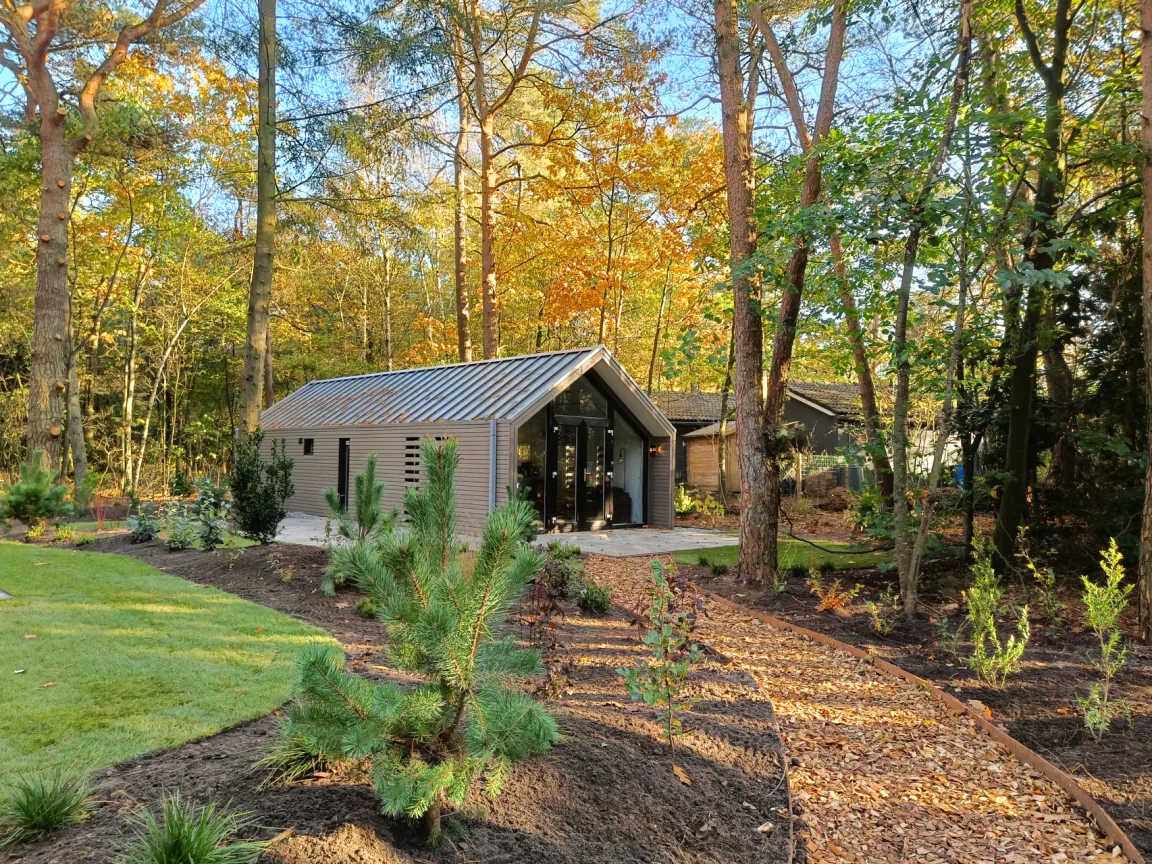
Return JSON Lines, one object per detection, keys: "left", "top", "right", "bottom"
{"left": 8, "top": 534, "right": 790, "bottom": 864}
{"left": 588, "top": 554, "right": 1134, "bottom": 863}
{"left": 685, "top": 552, "right": 1152, "bottom": 856}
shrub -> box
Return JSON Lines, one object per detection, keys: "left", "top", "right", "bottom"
{"left": 811, "top": 578, "right": 861, "bottom": 614}
{"left": 964, "top": 538, "right": 1030, "bottom": 688}
{"left": 230, "top": 429, "right": 294, "bottom": 544}
{"left": 276, "top": 439, "right": 558, "bottom": 840}
{"left": 0, "top": 769, "right": 93, "bottom": 848}
{"left": 53, "top": 523, "right": 75, "bottom": 543}
{"left": 787, "top": 562, "right": 810, "bottom": 580}
{"left": 355, "top": 596, "right": 379, "bottom": 618}
{"left": 935, "top": 616, "right": 967, "bottom": 658}
{"left": 74, "top": 532, "right": 95, "bottom": 547}
{"left": 0, "top": 451, "right": 73, "bottom": 531}
{"left": 1018, "top": 529, "right": 1064, "bottom": 627}
{"left": 576, "top": 579, "right": 612, "bottom": 615}
{"left": 24, "top": 523, "right": 44, "bottom": 540}
{"left": 618, "top": 559, "right": 703, "bottom": 748}
{"left": 162, "top": 506, "right": 197, "bottom": 551}
{"left": 195, "top": 490, "right": 230, "bottom": 552}
{"left": 126, "top": 511, "right": 160, "bottom": 543}
{"left": 168, "top": 468, "right": 193, "bottom": 498}
{"left": 323, "top": 453, "right": 394, "bottom": 544}
{"left": 673, "top": 484, "right": 696, "bottom": 516}
{"left": 544, "top": 540, "right": 580, "bottom": 563}
{"left": 540, "top": 556, "right": 576, "bottom": 598}
{"left": 708, "top": 561, "right": 729, "bottom": 578}
{"left": 1077, "top": 539, "right": 1134, "bottom": 741}
{"left": 115, "top": 793, "right": 265, "bottom": 864}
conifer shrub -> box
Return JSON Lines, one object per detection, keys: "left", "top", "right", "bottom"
{"left": 230, "top": 429, "right": 294, "bottom": 544}
{"left": 0, "top": 451, "right": 73, "bottom": 532}
{"left": 276, "top": 438, "right": 558, "bottom": 840}
{"left": 322, "top": 454, "right": 397, "bottom": 595}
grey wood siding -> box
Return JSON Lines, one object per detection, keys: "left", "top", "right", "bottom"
{"left": 647, "top": 435, "right": 673, "bottom": 527}
{"left": 260, "top": 421, "right": 499, "bottom": 535}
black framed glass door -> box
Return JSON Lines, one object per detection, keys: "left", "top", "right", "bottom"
{"left": 552, "top": 420, "right": 607, "bottom": 531}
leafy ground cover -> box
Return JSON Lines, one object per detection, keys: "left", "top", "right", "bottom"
{"left": 0, "top": 541, "right": 331, "bottom": 781}
{"left": 674, "top": 538, "right": 885, "bottom": 572}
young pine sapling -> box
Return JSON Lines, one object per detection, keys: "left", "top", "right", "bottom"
{"left": 276, "top": 439, "right": 557, "bottom": 842}
{"left": 1077, "top": 539, "right": 1134, "bottom": 741}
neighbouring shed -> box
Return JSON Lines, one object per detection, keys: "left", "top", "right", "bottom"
{"left": 676, "top": 382, "right": 866, "bottom": 493}
{"left": 259, "top": 347, "right": 677, "bottom": 535}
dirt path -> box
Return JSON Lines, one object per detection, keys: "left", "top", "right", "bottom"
{"left": 589, "top": 555, "right": 1131, "bottom": 864}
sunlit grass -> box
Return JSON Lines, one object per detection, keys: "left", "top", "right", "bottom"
{"left": 673, "top": 539, "right": 884, "bottom": 572}
{"left": 0, "top": 542, "right": 332, "bottom": 781}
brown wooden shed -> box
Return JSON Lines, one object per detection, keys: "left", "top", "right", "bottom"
{"left": 259, "top": 347, "right": 676, "bottom": 535}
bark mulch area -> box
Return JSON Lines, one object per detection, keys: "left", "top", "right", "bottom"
{"left": 9, "top": 536, "right": 790, "bottom": 864}
{"left": 688, "top": 553, "right": 1152, "bottom": 857}
{"left": 587, "top": 554, "right": 1133, "bottom": 863}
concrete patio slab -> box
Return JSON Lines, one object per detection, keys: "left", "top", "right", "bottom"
{"left": 276, "top": 512, "right": 737, "bottom": 558}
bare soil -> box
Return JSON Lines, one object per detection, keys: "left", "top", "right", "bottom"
{"left": 687, "top": 551, "right": 1152, "bottom": 855}
{"left": 8, "top": 534, "right": 790, "bottom": 864}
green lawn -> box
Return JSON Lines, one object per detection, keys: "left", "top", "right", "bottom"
{"left": 673, "top": 538, "right": 885, "bottom": 571}
{"left": 0, "top": 542, "right": 330, "bottom": 781}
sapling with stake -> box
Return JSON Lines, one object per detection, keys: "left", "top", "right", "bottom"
{"left": 1077, "top": 539, "right": 1134, "bottom": 741}
{"left": 618, "top": 559, "right": 704, "bottom": 750}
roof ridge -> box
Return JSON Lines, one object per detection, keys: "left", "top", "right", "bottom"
{"left": 299, "top": 346, "right": 603, "bottom": 388}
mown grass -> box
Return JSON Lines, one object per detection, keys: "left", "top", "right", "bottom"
{"left": 673, "top": 538, "right": 885, "bottom": 572}
{"left": 0, "top": 542, "right": 331, "bottom": 781}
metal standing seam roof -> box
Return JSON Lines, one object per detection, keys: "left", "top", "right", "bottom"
{"left": 260, "top": 347, "right": 648, "bottom": 429}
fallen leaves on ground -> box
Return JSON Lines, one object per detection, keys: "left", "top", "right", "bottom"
{"left": 587, "top": 555, "right": 1129, "bottom": 864}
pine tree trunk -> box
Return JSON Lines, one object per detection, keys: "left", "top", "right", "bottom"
{"left": 26, "top": 107, "right": 72, "bottom": 467}
{"left": 1139, "top": 0, "right": 1152, "bottom": 643}
{"left": 65, "top": 331, "right": 87, "bottom": 498}
{"left": 264, "top": 324, "right": 275, "bottom": 408}
{"left": 453, "top": 52, "right": 473, "bottom": 363}
{"left": 718, "top": 333, "right": 734, "bottom": 503}
{"left": 240, "top": 0, "right": 277, "bottom": 439}
{"left": 829, "top": 234, "right": 892, "bottom": 502}
{"left": 423, "top": 797, "right": 442, "bottom": 842}
{"left": 715, "top": 0, "right": 769, "bottom": 583}
{"left": 478, "top": 112, "right": 497, "bottom": 359}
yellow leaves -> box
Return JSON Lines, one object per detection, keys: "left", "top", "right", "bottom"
{"left": 672, "top": 763, "right": 691, "bottom": 785}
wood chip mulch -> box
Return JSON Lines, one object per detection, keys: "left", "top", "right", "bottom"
{"left": 587, "top": 554, "right": 1130, "bottom": 864}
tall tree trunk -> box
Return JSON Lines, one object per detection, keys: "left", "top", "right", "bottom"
{"left": 64, "top": 325, "right": 87, "bottom": 497}
{"left": 383, "top": 248, "right": 393, "bottom": 371}
{"left": 647, "top": 260, "right": 672, "bottom": 393}
{"left": 122, "top": 273, "right": 142, "bottom": 490}
{"left": 453, "top": 41, "right": 473, "bottom": 363}
{"left": 996, "top": 0, "right": 1071, "bottom": 566}
{"left": 715, "top": 0, "right": 769, "bottom": 583}
{"left": 26, "top": 103, "right": 71, "bottom": 466}
{"left": 891, "top": 1, "right": 970, "bottom": 615}
{"left": 478, "top": 111, "right": 497, "bottom": 358}
{"left": 829, "top": 234, "right": 893, "bottom": 502}
{"left": 1139, "top": 0, "right": 1152, "bottom": 643}
{"left": 757, "top": 0, "right": 847, "bottom": 578}
{"left": 264, "top": 324, "right": 275, "bottom": 408}
{"left": 718, "top": 332, "right": 735, "bottom": 503}
{"left": 239, "top": 0, "right": 277, "bottom": 438}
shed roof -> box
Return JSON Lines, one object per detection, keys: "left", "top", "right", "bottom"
{"left": 260, "top": 346, "right": 676, "bottom": 436}
{"left": 657, "top": 381, "right": 866, "bottom": 429}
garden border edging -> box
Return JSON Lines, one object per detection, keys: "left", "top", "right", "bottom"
{"left": 700, "top": 590, "right": 1145, "bottom": 863}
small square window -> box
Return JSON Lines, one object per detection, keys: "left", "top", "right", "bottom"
{"left": 303, "top": 439, "right": 314, "bottom": 455}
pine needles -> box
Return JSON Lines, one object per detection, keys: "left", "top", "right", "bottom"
{"left": 276, "top": 438, "right": 558, "bottom": 840}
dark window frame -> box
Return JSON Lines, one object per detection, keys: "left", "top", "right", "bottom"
{"left": 303, "top": 438, "right": 314, "bottom": 456}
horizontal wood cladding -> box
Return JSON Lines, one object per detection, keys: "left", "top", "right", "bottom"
{"left": 686, "top": 435, "right": 740, "bottom": 491}
{"left": 260, "top": 421, "right": 507, "bottom": 535}
{"left": 648, "top": 435, "right": 673, "bottom": 527}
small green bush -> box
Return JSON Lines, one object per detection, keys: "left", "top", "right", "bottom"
{"left": 127, "top": 512, "right": 160, "bottom": 543}
{"left": 576, "top": 579, "right": 612, "bottom": 615}
{"left": 964, "top": 538, "right": 1029, "bottom": 688}
{"left": 708, "top": 561, "right": 729, "bottom": 577}
{"left": 162, "top": 506, "right": 197, "bottom": 551}
{"left": 115, "top": 793, "right": 265, "bottom": 864}
{"left": 53, "top": 523, "right": 76, "bottom": 543}
{"left": 355, "top": 596, "right": 379, "bottom": 618}
{"left": 544, "top": 540, "right": 581, "bottom": 562}
{"left": 673, "top": 484, "right": 696, "bottom": 516}
{"left": 0, "top": 770, "right": 93, "bottom": 848}
{"left": 0, "top": 451, "right": 73, "bottom": 531}
{"left": 786, "top": 563, "right": 810, "bottom": 580}
{"left": 74, "top": 532, "right": 95, "bottom": 547}
{"left": 1077, "top": 539, "right": 1134, "bottom": 741}
{"left": 168, "top": 468, "right": 193, "bottom": 498}
{"left": 24, "top": 523, "right": 44, "bottom": 540}
{"left": 231, "top": 429, "right": 294, "bottom": 544}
